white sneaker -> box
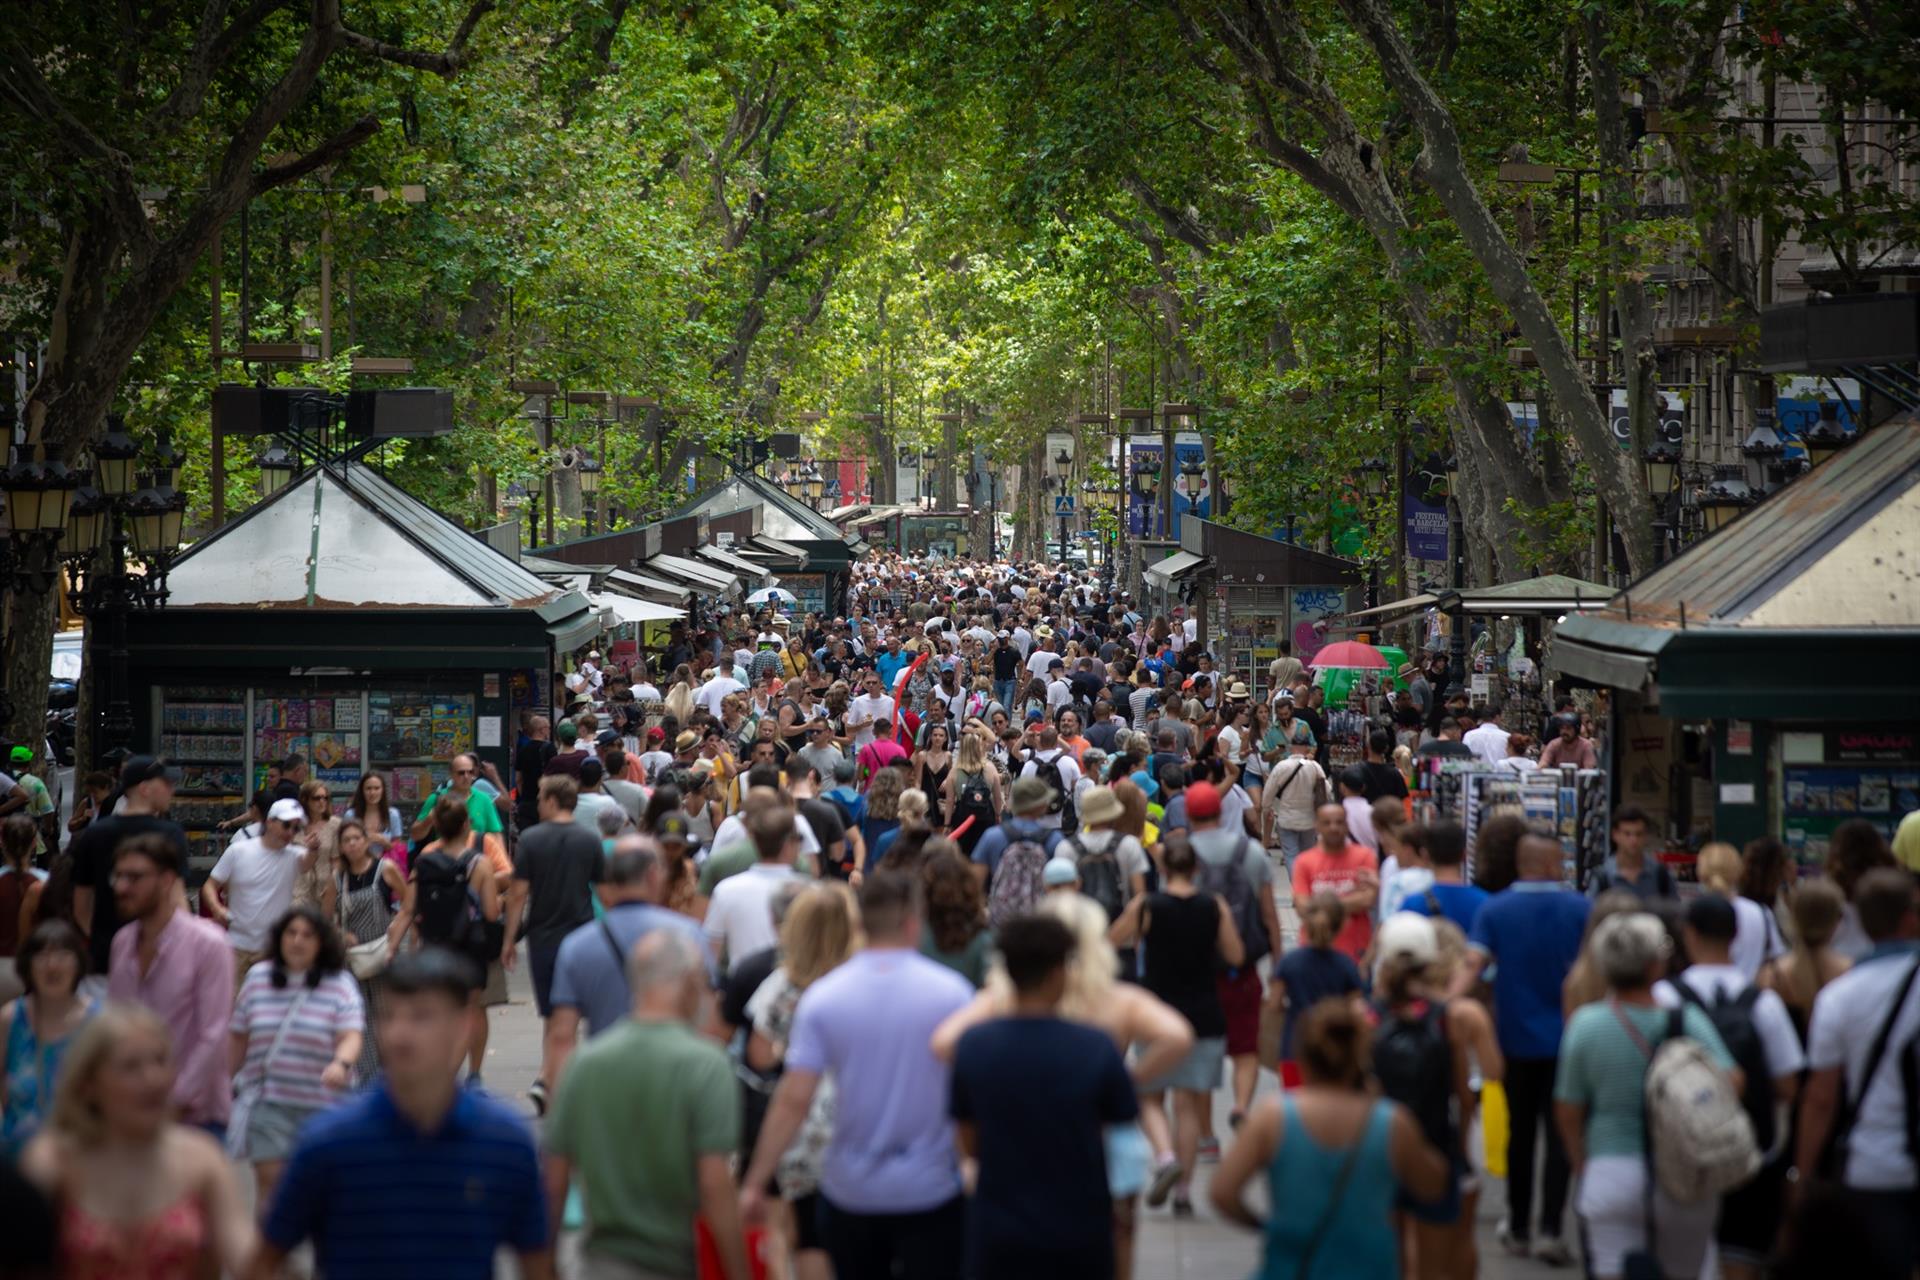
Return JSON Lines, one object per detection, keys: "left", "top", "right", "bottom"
{"left": 1533, "top": 1235, "right": 1572, "bottom": 1267}
{"left": 1494, "top": 1222, "right": 1529, "bottom": 1257}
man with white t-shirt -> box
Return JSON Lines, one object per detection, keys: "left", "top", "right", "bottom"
{"left": 696, "top": 667, "right": 746, "bottom": 719}
{"left": 1654, "top": 894, "right": 1803, "bottom": 1280}
{"left": 1461, "top": 704, "right": 1511, "bottom": 765}
{"left": 204, "top": 796, "right": 309, "bottom": 985}
{"left": 846, "top": 670, "right": 896, "bottom": 750}
{"left": 1797, "top": 868, "right": 1920, "bottom": 1275}
{"left": 1018, "top": 727, "right": 1082, "bottom": 833}
{"left": 704, "top": 799, "right": 803, "bottom": 974}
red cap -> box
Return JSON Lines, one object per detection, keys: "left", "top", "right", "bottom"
{"left": 646, "top": 726, "right": 666, "bottom": 742}
{"left": 1185, "top": 781, "right": 1222, "bottom": 820}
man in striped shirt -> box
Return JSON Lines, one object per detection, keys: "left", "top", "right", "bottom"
{"left": 256, "top": 948, "right": 553, "bottom": 1280}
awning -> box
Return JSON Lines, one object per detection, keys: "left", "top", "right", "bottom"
{"left": 744, "top": 535, "right": 810, "bottom": 563}
{"left": 1341, "top": 593, "right": 1440, "bottom": 628}
{"left": 1143, "top": 551, "right": 1207, "bottom": 587}
{"left": 697, "top": 544, "right": 773, "bottom": 581}
{"left": 546, "top": 607, "right": 603, "bottom": 653}
{"left": 641, "top": 554, "right": 740, "bottom": 595}
{"left": 591, "top": 593, "right": 688, "bottom": 626}
{"left": 606, "top": 568, "right": 690, "bottom": 605}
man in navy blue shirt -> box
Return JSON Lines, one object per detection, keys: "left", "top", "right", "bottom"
{"left": 951, "top": 915, "right": 1138, "bottom": 1280}
{"left": 1449, "top": 828, "right": 1588, "bottom": 1266}
{"left": 257, "top": 948, "right": 553, "bottom": 1280}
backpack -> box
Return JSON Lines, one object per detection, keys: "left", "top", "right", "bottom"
{"left": 1031, "top": 753, "right": 1074, "bottom": 827}
{"left": 1068, "top": 831, "right": 1127, "bottom": 922}
{"left": 1371, "top": 1000, "right": 1456, "bottom": 1157}
{"left": 1194, "top": 835, "right": 1271, "bottom": 966}
{"left": 951, "top": 770, "right": 997, "bottom": 830}
{"left": 414, "top": 846, "right": 501, "bottom": 964}
{"left": 988, "top": 832, "right": 1050, "bottom": 927}
{"left": 1613, "top": 1002, "right": 1760, "bottom": 1204}
{"left": 1673, "top": 977, "right": 1777, "bottom": 1153}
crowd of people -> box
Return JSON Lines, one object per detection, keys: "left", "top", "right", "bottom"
{"left": 0, "top": 550, "right": 1916, "bottom": 1280}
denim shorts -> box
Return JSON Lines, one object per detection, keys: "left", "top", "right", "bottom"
{"left": 1104, "top": 1123, "right": 1153, "bottom": 1198}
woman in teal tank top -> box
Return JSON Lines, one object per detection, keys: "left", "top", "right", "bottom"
{"left": 1210, "top": 1000, "right": 1449, "bottom": 1279}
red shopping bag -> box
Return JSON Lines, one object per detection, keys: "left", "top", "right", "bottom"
{"left": 695, "top": 1218, "right": 770, "bottom": 1280}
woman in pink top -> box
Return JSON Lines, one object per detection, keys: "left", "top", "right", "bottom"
{"left": 20, "top": 1003, "right": 254, "bottom": 1280}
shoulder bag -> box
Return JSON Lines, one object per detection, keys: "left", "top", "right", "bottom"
{"left": 226, "top": 985, "right": 312, "bottom": 1158}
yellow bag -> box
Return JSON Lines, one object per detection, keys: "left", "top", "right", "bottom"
{"left": 1481, "top": 1080, "right": 1509, "bottom": 1179}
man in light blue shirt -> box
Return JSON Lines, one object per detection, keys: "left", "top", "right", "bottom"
{"left": 739, "top": 871, "right": 972, "bottom": 1277}
{"left": 545, "top": 840, "right": 708, "bottom": 1091}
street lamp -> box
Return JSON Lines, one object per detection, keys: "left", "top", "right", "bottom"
{"left": 257, "top": 442, "right": 297, "bottom": 497}
{"left": 1178, "top": 455, "right": 1204, "bottom": 515}
{"left": 1801, "top": 401, "right": 1852, "bottom": 467}
{"left": 1359, "top": 455, "right": 1390, "bottom": 499}
{"left": 60, "top": 425, "right": 190, "bottom": 765}
{"left": 1698, "top": 467, "right": 1755, "bottom": 534}
{"left": 1739, "top": 412, "right": 1786, "bottom": 494}
{"left": 577, "top": 452, "right": 603, "bottom": 532}
{"left": 1641, "top": 440, "right": 1681, "bottom": 497}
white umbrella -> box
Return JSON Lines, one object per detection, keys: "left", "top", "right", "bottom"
{"left": 747, "top": 586, "right": 797, "bottom": 605}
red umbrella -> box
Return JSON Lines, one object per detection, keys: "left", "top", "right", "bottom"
{"left": 1309, "top": 640, "right": 1389, "bottom": 669}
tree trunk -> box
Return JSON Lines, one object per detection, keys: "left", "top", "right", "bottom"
{"left": 1583, "top": 10, "right": 1660, "bottom": 521}
{"left": 1333, "top": 0, "right": 1654, "bottom": 574}
{"left": 1177, "top": 1, "right": 1570, "bottom": 581}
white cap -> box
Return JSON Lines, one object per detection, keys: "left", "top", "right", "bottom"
{"left": 267, "top": 797, "right": 307, "bottom": 824}
{"left": 1374, "top": 912, "right": 1438, "bottom": 973}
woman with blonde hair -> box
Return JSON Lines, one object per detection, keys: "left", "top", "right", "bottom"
{"left": 943, "top": 726, "right": 1004, "bottom": 857}
{"left": 20, "top": 1003, "right": 255, "bottom": 1279}
{"left": 745, "top": 883, "right": 861, "bottom": 1280}
{"left": 293, "top": 779, "right": 339, "bottom": 919}
{"left": 1562, "top": 890, "right": 1650, "bottom": 1017}
{"left": 662, "top": 666, "right": 696, "bottom": 727}
{"left": 1697, "top": 841, "right": 1784, "bottom": 980}
{"left": 1759, "top": 878, "right": 1851, "bottom": 1038}
{"left": 934, "top": 891, "right": 1194, "bottom": 1279}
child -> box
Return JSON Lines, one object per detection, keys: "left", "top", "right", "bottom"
{"left": 1375, "top": 801, "right": 1434, "bottom": 920}
{"left": 1272, "top": 892, "right": 1364, "bottom": 1088}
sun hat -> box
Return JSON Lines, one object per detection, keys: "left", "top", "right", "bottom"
{"left": 1010, "top": 776, "right": 1054, "bottom": 814}
{"left": 1078, "top": 787, "right": 1123, "bottom": 827}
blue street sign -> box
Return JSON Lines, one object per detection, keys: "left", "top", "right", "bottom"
{"left": 1054, "top": 495, "right": 1075, "bottom": 515}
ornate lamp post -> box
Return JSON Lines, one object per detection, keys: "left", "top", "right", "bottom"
{"left": 577, "top": 452, "right": 603, "bottom": 532}
{"left": 1052, "top": 447, "right": 1073, "bottom": 562}
{"left": 50, "top": 415, "right": 190, "bottom": 766}
{"left": 1698, "top": 467, "right": 1756, "bottom": 534}
{"left": 1801, "top": 401, "right": 1852, "bottom": 467}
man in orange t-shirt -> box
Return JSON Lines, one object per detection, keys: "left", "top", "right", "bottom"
{"left": 1290, "top": 803, "right": 1379, "bottom": 963}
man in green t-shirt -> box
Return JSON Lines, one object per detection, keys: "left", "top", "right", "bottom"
{"left": 544, "top": 929, "right": 746, "bottom": 1280}
{"left": 409, "top": 753, "right": 504, "bottom": 842}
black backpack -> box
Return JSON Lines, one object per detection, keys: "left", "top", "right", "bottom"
{"left": 1673, "top": 977, "right": 1777, "bottom": 1152}
{"left": 1031, "top": 753, "right": 1077, "bottom": 834}
{"left": 952, "top": 770, "right": 997, "bottom": 829}
{"left": 1372, "top": 1000, "right": 1457, "bottom": 1157}
{"left": 1068, "top": 831, "right": 1127, "bottom": 922}
{"left": 414, "top": 846, "right": 500, "bottom": 964}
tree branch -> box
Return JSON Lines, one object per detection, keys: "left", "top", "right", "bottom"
{"left": 336, "top": 0, "right": 494, "bottom": 76}
{"left": 251, "top": 113, "right": 381, "bottom": 194}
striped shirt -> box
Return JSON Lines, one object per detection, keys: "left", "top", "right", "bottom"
{"left": 230, "top": 965, "right": 364, "bottom": 1110}
{"left": 263, "top": 1085, "right": 547, "bottom": 1277}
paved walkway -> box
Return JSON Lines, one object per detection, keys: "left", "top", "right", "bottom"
{"left": 467, "top": 861, "right": 1571, "bottom": 1278}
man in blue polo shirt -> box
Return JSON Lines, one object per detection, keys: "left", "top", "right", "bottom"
{"left": 257, "top": 948, "right": 553, "bottom": 1280}
{"left": 1449, "top": 828, "right": 1588, "bottom": 1267}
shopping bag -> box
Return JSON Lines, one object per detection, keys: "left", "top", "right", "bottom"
{"left": 695, "top": 1218, "right": 770, "bottom": 1280}
{"left": 1482, "top": 1079, "right": 1509, "bottom": 1179}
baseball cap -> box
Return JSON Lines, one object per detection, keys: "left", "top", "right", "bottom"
{"left": 267, "top": 797, "right": 307, "bottom": 824}
{"left": 647, "top": 726, "right": 667, "bottom": 743}
{"left": 1184, "top": 781, "right": 1222, "bottom": 820}
{"left": 1042, "top": 857, "right": 1080, "bottom": 888}
{"left": 595, "top": 728, "right": 621, "bottom": 747}
{"left": 655, "top": 812, "right": 691, "bottom": 844}
{"left": 7, "top": 745, "right": 31, "bottom": 768}
{"left": 119, "top": 755, "right": 178, "bottom": 788}
{"left": 1375, "top": 912, "right": 1439, "bottom": 970}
